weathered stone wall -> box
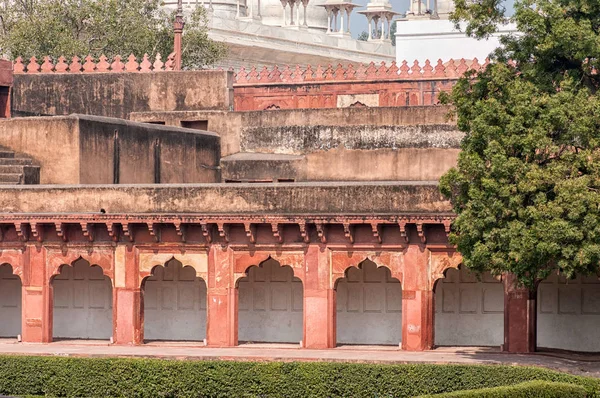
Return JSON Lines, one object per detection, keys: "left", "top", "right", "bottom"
{"left": 11, "top": 71, "right": 234, "bottom": 119}
{"left": 0, "top": 182, "right": 450, "bottom": 214}
{"left": 130, "top": 106, "right": 453, "bottom": 155}
{"left": 0, "top": 116, "right": 220, "bottom": 184}
{"left": 131, "top": 106, "right": 460, "bottom": 182}
{"left": 240, "top": 124, "right": 462, "bottom": 153}
{"left": 232, "top": 60, "right": 482, "bottom": 111}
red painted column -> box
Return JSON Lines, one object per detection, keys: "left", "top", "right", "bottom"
{"left": 504, "top": 273, "right": 536, "bottom": 353}
{"left": 206, "top": 245, "right": 237, "bottom": 347}
{"left": 401, "top": 245, "right": 433, "bottom": 351}
{"left": 112, "top": 245, "right": 142, "bottom": 345}
{"left": 21, "top": 245, "right": 49, "bottom": 343}
{"left": 303, "top": 245, "right": 335, "bottom": 349}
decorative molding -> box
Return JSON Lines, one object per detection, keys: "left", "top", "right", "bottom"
{"left": 343, "top": 222, "right": 354, "bottom": 243}
{"left": 233, "top": 58, "right": 487, "bottom": 85}
{"left": 244, "top": 222, "right": 256, "bottom": 244}
{"left": 271, "top": 223, "right": 282, "bottom": 243}
{"left": 55, "top": 222, "right": 67, "bottom": 242}
{"left": 81, "top": 223, "right": 94, "bottom": 242}
{"left": 371, "top": 222, "right": 382, "bottom": 244}
{"left": 174, "top": 221, "right": 186, "bottom": 242}
{"left": 122, "top": 223, "right": 134, "bottom": 242}
{"left": 30, "top": 223, "right": 43, "bottom": 242}
{"left": 13, "top": 53, "right": 175, "bottom": 74}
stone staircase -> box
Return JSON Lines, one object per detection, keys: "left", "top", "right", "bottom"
{"left": 0, "top": 148, "right": 40, "bottom": 185}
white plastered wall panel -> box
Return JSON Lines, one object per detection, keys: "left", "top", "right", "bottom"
{"left": 537, "top": 273, "right": 600, "bottom": 352}
{"left": 238, "top": 259, "right": 303, "bottom": 343}
{"left": 52, "top": 259, "right": 113, "bottom": 339}
{"left": 144, "top": 260, "right": 207, "bottom": 341}
{"left": 0, "top": 265, "right": 21, "bottom": 337}
{"left": 435, "top": 267, "right": 503, "bottom": 346}
{"left": 336, "top": 260, "right": 402, "bottom": 345}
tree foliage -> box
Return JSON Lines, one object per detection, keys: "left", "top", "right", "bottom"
{"left": 357, "top": 21, "right": 397, "bottom": 46}
{"left": 440, "top": 0, "right": 600, "bottom": 289}
{"left": 0, "top": 0, "right": 227, "bottom": 68}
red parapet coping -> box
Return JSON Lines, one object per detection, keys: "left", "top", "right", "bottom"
{"left": 11, "top": 55, "right": 489, "bottom": 83}
{"left": 12, "top": 53, "right": 177, "bottom": 74}
{"left": 233, "top": 58, "right": 488, "bottom": 84}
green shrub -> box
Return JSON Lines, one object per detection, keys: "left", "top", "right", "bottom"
{"left": 418, "top": 380, "right": 588, "bottom": 397}
{"left": 0, "top": 356, "right": 597, "bottom": 397}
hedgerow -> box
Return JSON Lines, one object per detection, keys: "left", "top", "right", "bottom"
{"left": 418, "top": 380, "right": 588, "bottom": 397}
{"left": 0, "top": 356, "right": 597, "bottom": 397}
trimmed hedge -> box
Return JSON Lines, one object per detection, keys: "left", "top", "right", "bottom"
{"left": 419, "top": 381, "right": 588, "bottom": 397}
{"left": 0, "top": 356, "right": 598, "bottom": 397}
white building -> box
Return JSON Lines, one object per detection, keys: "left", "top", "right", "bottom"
{"left": 396, "top": 0, "right": 517, "bottom": 64}
{"left": 163, "top": 0, "right": 396, "bottom": 69}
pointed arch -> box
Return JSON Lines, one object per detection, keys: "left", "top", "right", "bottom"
{"left": 0, "top": 263, "right": 22, "bottom": 338}
{"left": 142, "top": 258, "right": 207, "bottom": 342}
{"left": 0, "top": 250, "right": 25, "bottom": 280}
{"left": 51, "top": 257, "right": 113, "bottom": 340}
{"left": 237, "top": 256, "right": 304, "bottom": 344}
{"left": 47, "top": 248, "right": 114, "bottom": 283}
{"left": 234, "top": 251, "right": 304, "bottom": 286}
{"left": 430, "top": 251, "right": 463, "bottom": 291}
{"left": 138, "top": 252, "right": 207, "bottom": 287}
{"left": 335, "top": 258, "right": 403, "bottom": 345}
{"left": 331, "top": 251, "right": 402, "bottom": 288}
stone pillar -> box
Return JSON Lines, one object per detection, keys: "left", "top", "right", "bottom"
{"left": 302, "top": 0, "right": 308, "bottom": 26}
{"left": 327, "top": 9, "right": 332, "bottom": 33}
{"left": 281, "top": 0, "right": 287, "bottom": 26}
{"left": 346, "top": 8, "right": 351, "bottom": 34}
{"left": 113, "top": 245, "right": 142, "bottom": 345}
{"left": 303, "top": 245, "right": 336, "bottom": 349}
{"left": 401, "top": 245, "right": 433, "bottom": 351}
{"left": 367, "top": 15, "right": 373, "bottom": 39}
{"left": 504, "top": 273, "right": 536, "bottom": 353}
{"left": 206, "top": 245, "right": 237, "bottom": 347}
{"left": 21, "top": 245, "right": 49, "bottom": 343}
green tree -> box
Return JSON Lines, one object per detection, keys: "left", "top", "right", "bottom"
{"left": 0, "top": 0, "right": 227, "bottom": 69}
{"left": 357, "top": 21, "right": 396, "bottom": 45}
{"left": 439, "top": 0, "right": 600, "bottom": 289}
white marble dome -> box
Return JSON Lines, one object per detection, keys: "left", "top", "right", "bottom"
{"left": 260, "top": 0, "right": 329, "bottom": 31}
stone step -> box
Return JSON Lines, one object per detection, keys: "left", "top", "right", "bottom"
{"left": 0, "top": 181, "right": 20, "bottom": 185}
{"left": 0, "top": 150, "right": 15, "bottom": 159}
{"left": 0, "top": 173, "right": 22, "bottom": 183}
{"left": 0, "top": 158, "right": 34, "bottom": 166}
{"left": 0, "top": 165, "right": 39, "bottom": 174}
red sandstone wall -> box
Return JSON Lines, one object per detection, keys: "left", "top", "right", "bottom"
{"left": 232, "top": 59, "right": 484, "bottom": 111}
{"left": 10, "top": 56, "right": 484, "bottom": 113}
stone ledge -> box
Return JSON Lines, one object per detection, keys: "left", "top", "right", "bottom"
{"left": 0, "top": 182, "right": 451, "bottom": 215}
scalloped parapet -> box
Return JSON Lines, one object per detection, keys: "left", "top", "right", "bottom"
{"left": 12, "top": 56, "right": 488, "bottom": 82}
{"left": 232, "top": 58, "right": 487, "bottom": 84}
{"left": 12, "top": 53, "right": 176, "bottom": 74}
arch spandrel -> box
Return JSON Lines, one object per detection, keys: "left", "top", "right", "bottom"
{"left": 331, "top": 251, "right": 402, "bottom": 288}
{"left": 138, "top": 252, "right": 208, "bottom": 283}
{"left": 233, "top": 252, "right": 305, "bottom": 285}
{"left": 46, "top": 248, "right": 114, "bottom": 281}
{"left": 0, "top": 249, "right": 25, "bottom": 279}
{"left": 430, "top": 251, "right": 463, "bottom": 290}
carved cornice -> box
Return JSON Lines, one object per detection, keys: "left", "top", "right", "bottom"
{"left": 0, "top": 213, "right": 456, "bottom": 244}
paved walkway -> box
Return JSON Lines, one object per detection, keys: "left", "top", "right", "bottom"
{"left": 0, "top": 340, "right": 599, "bottom": 378}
